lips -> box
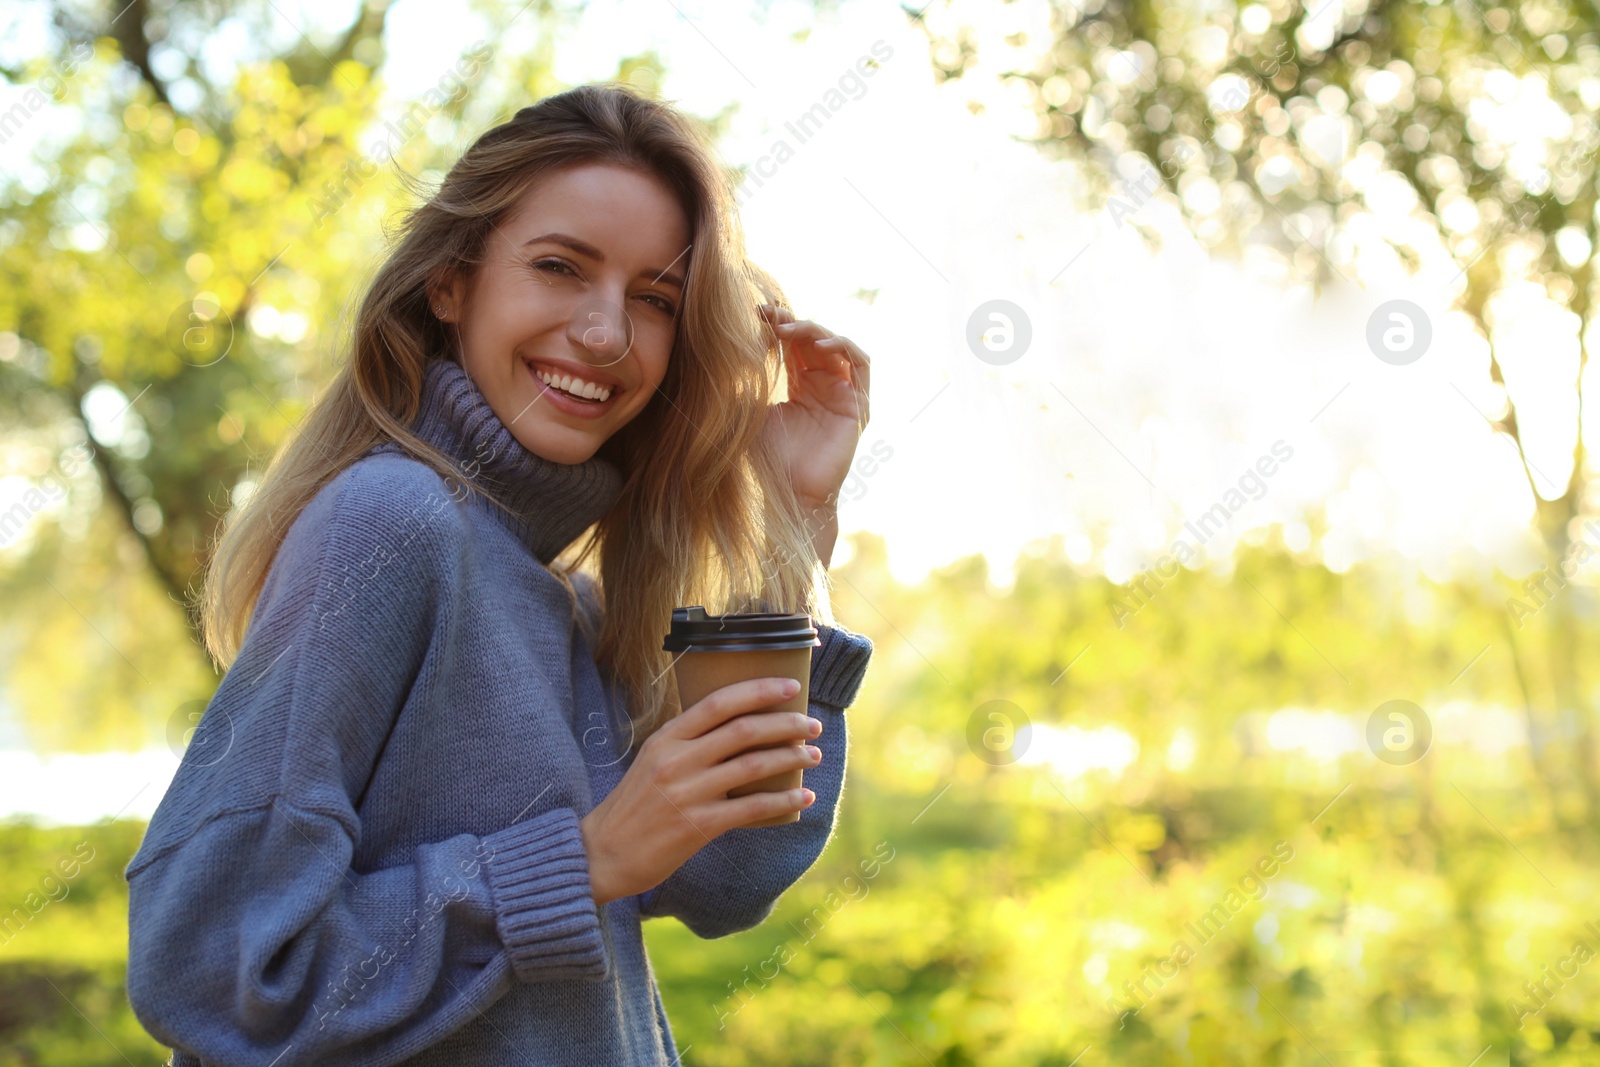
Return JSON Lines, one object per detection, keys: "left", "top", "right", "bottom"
{"left": 522, "top": 359, "right": 622, "bottom": 418}
{"left": 524, "top": 357, "right": 623, "bottom": 399}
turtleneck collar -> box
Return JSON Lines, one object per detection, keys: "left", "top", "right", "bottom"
{"left": 367, "top": 358, "right": 625, "bottom": 565}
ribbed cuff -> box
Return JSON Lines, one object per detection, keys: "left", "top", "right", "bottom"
{"left": 810, "top": 623, "right": 874, "bottom": 709}
{"left": 482, "top": 807, "right": 610, "bottom": 984}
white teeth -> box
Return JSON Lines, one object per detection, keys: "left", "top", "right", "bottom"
{"left": 534, "top": 366, "right": 611, "bottom": 402}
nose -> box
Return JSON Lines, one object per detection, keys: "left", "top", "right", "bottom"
{"left": 569, "top": 296, "right": 635, "bottom": 369}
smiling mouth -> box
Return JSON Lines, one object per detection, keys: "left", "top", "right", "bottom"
{"left": 524, "top": 359, "right": 619, "bottom": 404}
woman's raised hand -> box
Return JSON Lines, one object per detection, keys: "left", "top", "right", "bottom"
{"left": 755, "top": 304, "right": 871, "bottom": 513}
{"left": 577, "top": 676, "right": 824, "bottom": 906}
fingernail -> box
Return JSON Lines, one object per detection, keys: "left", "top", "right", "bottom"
{"left": 805, "top": 745, "right": 821, "bottom": 762}
{"left": 807, "top": 718, "right": 822, "bottom": 737}
{"left": 783, "top": 678, "right": 801, "bottom": 695}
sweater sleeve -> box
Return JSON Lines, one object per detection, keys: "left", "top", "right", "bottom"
{"left": 124, "top": 458, "right": 610, "bottom": 1067}
{"left": 636, "top": 620, "right": 873, "bottom": 938}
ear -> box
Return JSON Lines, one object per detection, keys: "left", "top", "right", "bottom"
{"left": 426, "top": 271, "right": 466, "bottom": 323}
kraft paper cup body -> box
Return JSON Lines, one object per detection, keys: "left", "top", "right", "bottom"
{"left": 671, "top": 645, "right": 813, "bottom": 828}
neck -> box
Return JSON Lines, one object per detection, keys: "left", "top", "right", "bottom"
{"left": 369, "top": 359, "right": 625, "bottom": 564}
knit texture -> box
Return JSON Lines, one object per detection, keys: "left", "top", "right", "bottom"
{"left": 124, "top": 357, "right": 874, "bottom": 1066}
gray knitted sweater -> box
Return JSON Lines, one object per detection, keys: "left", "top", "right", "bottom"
{"left": 124, "top": 358, "right": 873, "bottom": 1065}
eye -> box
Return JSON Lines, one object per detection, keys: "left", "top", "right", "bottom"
{"left": 532, "top": 257, "right": 676, "bottom": 315}
{"left": 530, "top": 257, "right": 576, "bottom": 277}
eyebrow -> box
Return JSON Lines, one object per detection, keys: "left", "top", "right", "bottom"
{"left": 522, "top": 232, "right": 688, "bottom": 289}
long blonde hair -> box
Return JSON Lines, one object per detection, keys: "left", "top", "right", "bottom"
{"left": 198, "top": 82, "right": 833, "bottom": 739}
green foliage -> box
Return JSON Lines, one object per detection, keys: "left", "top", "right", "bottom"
{"left": 0, "top": 0, "right": 670, "bottom": 749}
{"left": 638, "top": 536, "right": 1600, "bottom": 1065}
{"left": 8, "top": 542, "right": 1600, "bottom": 1063}
{"left": 0, "top": 822, "right": 167, "bottom": 1065}
{"left": 7, "top": 1, "right": 1600, "bottom": 1063}
{"left": 949, "top": 0, "right": 1597, "bottom": 285}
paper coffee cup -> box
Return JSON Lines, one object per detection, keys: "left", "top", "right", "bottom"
{"left": 663, "top": 607, "right": 820, "bottom": 827}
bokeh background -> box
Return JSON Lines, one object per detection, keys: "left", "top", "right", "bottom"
{"left": 2, "top": 0, "right": 1597, "bottom": 1062}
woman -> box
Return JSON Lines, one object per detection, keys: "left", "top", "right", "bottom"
{"left": 125, "top": 82, "right": 875, "bottom": 1065}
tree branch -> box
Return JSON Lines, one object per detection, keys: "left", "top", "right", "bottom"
{"left": 328, "top": 0, "right": 394, "bottom": 67}
{"left": 104, "top": 0, "right": 172, "bottom": 108}
{"left": 61, "top": 377, "right": 200, "bottom": 639}
{"left": 86, "top": 434, "right": 193, "bottom": 615}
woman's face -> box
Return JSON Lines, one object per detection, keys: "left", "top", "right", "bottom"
{"left": 431, "top": 161, "right": 691, "bottom": 465}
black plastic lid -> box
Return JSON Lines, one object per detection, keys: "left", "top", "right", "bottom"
{"left": 662, "top": 606, "right": 820, "bottom": 653}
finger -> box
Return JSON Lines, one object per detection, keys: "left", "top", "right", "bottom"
{"left": 779, "top": 335, "right": 847, "bottom": 378}
{"left": 774, "top": 318, "right": 826, "bottom": 338}
{"left": 853, "top": 345, "right": 870, "bottom": 412}
{"left": 766, "top": 317, "right": 829, "bottom": 377}
{"left": 851, "top": 346, "right": 870, "bottom": 426}
{"left": 810, "top": 338, "right": 856, "bottom": 375}
{"left": 756, "top": 304, "right": 795, "bottom": 328}
{"left": 701, "top": 742, "right": 820, "bottom": 797}
{"left": 777, "top": 331, "right": 845, "bottom": 399}
{"left": 698, "top": 710, "right": 819, "bottom": 766}
{"left": 807, "top": 333, "right": 862, "bottom": 367}
{"left": 784, "top": 328, "right": 850, "bottom": 374}
{"left": 818, "top": 335, "right": 871, "bottom": 423}
{"left": 673, "top": 676, "right": 800, "bottom": 739}
{"left": 794, "top": 339, "right": 869, "bottom": 424}
{"left": 816, "top": 334, "right": 868, "bottom": 367}
{"left": 714, "top": 786, "right": 815, "bottom": 833}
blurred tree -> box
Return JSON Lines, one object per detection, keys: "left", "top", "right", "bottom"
{"left": 912, "top": 0, "right": 1600, "bottom": 824}
{"left": 0, "top": 0, "right": 685, "bottom": 747}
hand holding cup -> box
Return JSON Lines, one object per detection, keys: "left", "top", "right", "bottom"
{"left": 578, "top": 675, "right": 824, "bottom": 906}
